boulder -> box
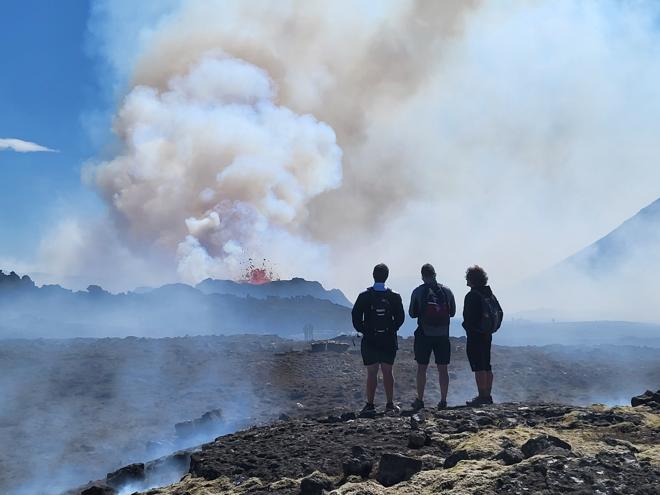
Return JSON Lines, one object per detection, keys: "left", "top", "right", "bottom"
{"left": 493, "top": 447, "right": 524, "bottom": 465}
{"left": 443, "top": 449, "right": 489, "bottom": 469}
{"left": 326, "top": 342, "right": 349, "bottom": 352}
{"left": 299, "top": 471, "right": 334, "bottom": 495}
{"left": 631, "top": 390, "right": 660, "bottom": 409}
{"left": 407, "top": 431, "right": 429, "bottom": 449}
{"left": 311, "top": 342, "right": 327, "bottom": 353}
{"left": 175, "top": 409, "right": 224, "bottom": 438}
{"left": 106, "top": 463, "right": 145, "bottom": 488}
{"left": 342, "top": 446, "right": 373, "bottom": 478}
{"left": 521, "top": 434, "right": 572, "bottom": 458}
{"left": 81, "top": 485, "right": 116, "bottom": 495}
{"left": 376, "top": 453, "right": 423, "bottom": 487}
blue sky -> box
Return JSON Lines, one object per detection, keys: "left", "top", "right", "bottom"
{"left": 0, "top": 0, "right": 104, "bottom": 260}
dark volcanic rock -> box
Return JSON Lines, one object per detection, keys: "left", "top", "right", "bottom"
{"left": 80, "top": 485, "right": 116, "bottom": 495}
{"left": 407, "top": 431, "right": 429, "bottom": 449}
{"left": 631, "top": 389, "right": 660, "bottom": 410}
{"left": 124, "top": 402, "right": 660, "bottom": 495}
{"left": 299, "top": 471, "right": 334, "bottom": 495}
{"left": 443, "top": 449, "right": 489, "bottom": 468}
{"left": 495, "top": 454, "right": 660, "bottom": 494}
{"left": 493, "top": 447, "right": 524, "bottom": 465}
{"left": 376, "top": 453, "right": 422, "bottom": 487}
{"left": 342, "top": 446, "right": 373, "bottom": 478}
{"left": 521, "top": 434, "right": 572, "bottom": 458}
{"left": 189, "top": 417, "right": 412, "bottom": 483}
{"left": 174, "top": 408, "right": 223, "bottom": 438}
{"left": 106, "top": 462, "right": 145, "bottom": 488}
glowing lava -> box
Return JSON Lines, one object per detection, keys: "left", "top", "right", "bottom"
{"left": 240, "top": 258, "right": 278, "bottom": 285}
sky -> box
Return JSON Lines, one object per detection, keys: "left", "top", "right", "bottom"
{"left": 0, "top": 0, "right": 103, "bottom": 259}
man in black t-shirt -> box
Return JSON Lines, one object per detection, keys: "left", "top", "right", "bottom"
{"left": 351, "top": 263, "right": 405, "bottom": 416}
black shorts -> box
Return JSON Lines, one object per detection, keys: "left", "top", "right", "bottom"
{"left": 466, "top": 331, "right": 492, "bottom": 371}
{"left": 414, "top": 332, "right": 450, "bottom": 365}
{"left": 361, "top": 337, "right": 397, "bottom": 365}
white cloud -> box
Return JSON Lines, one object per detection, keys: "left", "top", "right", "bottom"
{"left": 0, "top": 138, "right": 58, "bottom": 153}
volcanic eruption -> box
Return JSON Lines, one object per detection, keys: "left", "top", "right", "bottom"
{"left": 239, "top": 258, "right": 278, "bottom": 285}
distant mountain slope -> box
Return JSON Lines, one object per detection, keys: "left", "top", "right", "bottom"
{"left": 559, "top": 197, "right": 660, "bottom": 274}
{"left": 0, "top": 271, "right": 352, "bottom": 338}
{"left": 512, "top": 197, "right": 660, "bottom": 322}
{"left": 195, "top": 277, "right": 352, "bottom": 307}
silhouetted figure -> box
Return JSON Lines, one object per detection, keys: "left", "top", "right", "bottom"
{"left": 303, "top": 323, "right": 314, "bottom": 341}
{"left": 462, "top": 265, "right": 503, "bottom": 406}
{"left": 351, "top": 263, "right": 405, "bottom": 416}
{"left": 409, "top": 263, "right": 456, "bottom": 411}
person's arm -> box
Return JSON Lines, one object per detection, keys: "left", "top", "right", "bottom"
{"left": 392, "top": 292, "right": 405, "bottom": 330}
{"left": 446, "top": 287, "right": 456, "bottom": 318}
{"left": 462, "top": 291, "right": 481, "bottom": 332}
{"left": 408, "top": 288, "right": 419, "bottom": 318}
{"left": 496, "top": 294, "right": 504, "bottom": 321}
{"left": 351, "top": 293, "right": 366, "bottom": 333}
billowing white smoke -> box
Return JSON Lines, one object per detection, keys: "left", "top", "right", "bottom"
{"left": 91, "top": 54, "right": 342, "bottom": 283}
{"left": 34, "top": 0, "right": 660, "bottom": 321}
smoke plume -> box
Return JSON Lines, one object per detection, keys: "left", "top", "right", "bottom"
{"left": 41, "top": 0, "right": 660, "bottom": 319}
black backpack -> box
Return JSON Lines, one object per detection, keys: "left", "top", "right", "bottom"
{"left": 476, "top": 291, "right": 503, "bottom": 334}
{"left": 367, "top": 289, "right": 394, "bottom": 335}
{"left": 420, "top": 284, "right": 450, "bottom": 327}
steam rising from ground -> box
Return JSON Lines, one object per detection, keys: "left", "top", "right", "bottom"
{"left": 33, "top": 0, "right": 660, "bottom": 319}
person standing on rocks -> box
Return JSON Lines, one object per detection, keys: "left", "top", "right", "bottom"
{"left": 462, "top": 265, "right": 503, "bottom": 406}
{"left": 409, "top": 263, "right": 456, "bottom": 411}
{"left": 351, "top": 263, "right": 405, "bottom": 416}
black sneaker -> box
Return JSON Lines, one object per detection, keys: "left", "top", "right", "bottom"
{"left": 410, "top": 398, "right": 425, "bottom": 412}
{"left": 385, "top": 402, "right": 401, "bottom": 415}
{"left": 437, "top": 400, "right": 447, "bottom": 410}
{"left": 465, "top": 396, "right": 488, "bottom": 407}
{"left": 359, "top": 402, "right": 376, "bottom": 418}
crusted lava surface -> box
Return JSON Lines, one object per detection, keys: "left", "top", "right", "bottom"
{"left": 136, "top": 402, "right": 660, "bottom": 494}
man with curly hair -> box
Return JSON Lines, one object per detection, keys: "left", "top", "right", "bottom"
{"left": 462, "top": 265, "right": 503, "bottom": 406}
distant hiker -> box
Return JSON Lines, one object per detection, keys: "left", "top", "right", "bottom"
{"left": 462, "top": 265, "right": 503, "bottom": 406}
{"left": 303, "top": 323, "right": 314, "bottom": 341}
{"left": 351, "top": 263, "right": 405, "bottom": 416}
{"left": 409, "top": 263, "right": 456, "bottom": 411}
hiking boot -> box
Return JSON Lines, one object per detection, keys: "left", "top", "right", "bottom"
{"left": 410, "top": 398, "right": 425, "bottom": 412}
{"left": 465, "top": 396, "right": 489, "bottom": 407}
{"left": 385, "top": 402, "right": 401, "bottom": 415}
{"left": 359, "top": 403, "right": 376, "bottom": 418}
{"left": 485, "top": 395, "right": 494, "bottom": 404}
{"left": 437, "top": 400, "right": 447, "bottom": 410}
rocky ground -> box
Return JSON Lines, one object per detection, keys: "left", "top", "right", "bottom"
{"left": 1, "top": 335, "right": 659, "bottom": 494}
{"left": 127, "top": 399, "right": 660, "bottom": 495}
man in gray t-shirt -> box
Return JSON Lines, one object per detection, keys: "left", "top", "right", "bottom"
{"left": 409, "top": 263, "right": 456, "bottom": 411}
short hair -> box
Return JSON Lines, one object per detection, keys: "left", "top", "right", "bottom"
{"left": 372, "top": 263, "right": 389, "bottom": 283}
{"left": 466, "top": 265, "right": 488, "bottom": 286}
{"left": 421, "top": 263, "right": 436, "bottom": 278}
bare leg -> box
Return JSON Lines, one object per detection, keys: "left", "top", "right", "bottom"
{"left": 416, "top": 364, "right": 428, "bottom": 400}
{"left": 486, "top": 371, "right": 493, "bottom": 395}
{"left": 437, "top": 364, "right": 449, "bottom": 402}
{"left": 366, "top": 364, "right": 379, "bottom": 404}
{"left": 474, "top": 371, "right": 489, "bottom": 397}
{"left": 381, "top": 363, "right": 394, "bottom": 404}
